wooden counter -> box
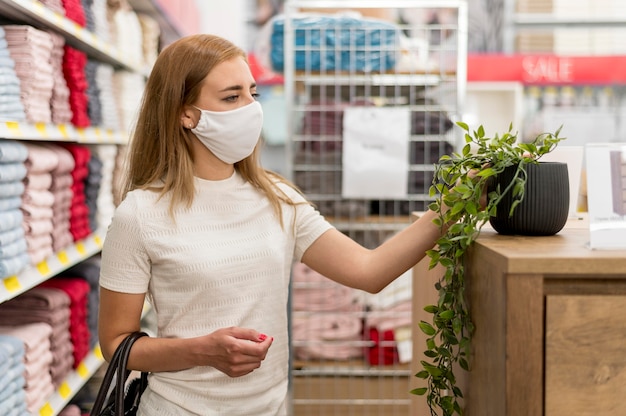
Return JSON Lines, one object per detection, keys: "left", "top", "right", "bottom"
{"left": 411, "top": 215, "right": 626, "bottom": 416}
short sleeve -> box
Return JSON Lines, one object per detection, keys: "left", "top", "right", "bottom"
{"left": 99, "top": 192, "right": 151, "bottom": 293}
{"left": 279, "top": 183, "right": 335, "bottom": 261}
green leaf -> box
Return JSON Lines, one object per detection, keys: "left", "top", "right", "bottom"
{"left": 411, "top": 387, "right": 428, "bottom": 396}
{"left": 456, "top": 121, "right": 469, "bottom": 131}
{"left": 476, "top": 167, "right": 496, "bottom": 177}
{"left": 426, "top": 338, "right": 436, "bottom": 350}
{"left": 418, "top": 320, "right": 437, "bottom": 336}
{"left": 421, "top": 361, "right": 443, "bottom": 377}
{"left": 438, "top": 310, "right": 454, "bottom": 321}
{"left": 415, "top": 370, "right": 430, "bottom": 379}
{"left": 424, "top": 304, "right": 439, "bottom": 314}
{"left": 459, "top": 357, "right": 470, "bottom": 371}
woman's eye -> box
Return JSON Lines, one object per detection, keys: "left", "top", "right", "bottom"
{"left": 224, "top": 95, "right": 238, "bottom": 102}
{"left": 252, "top": 93, "right": 261, "bottom": 101}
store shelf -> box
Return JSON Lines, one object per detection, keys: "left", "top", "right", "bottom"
{"left": 292, "top": 360, "right": 410, "bottom": 377}
{"left": 37, "top": 345, "right": 104, "bottom": 416}
{"left": 294, "top": 73, "right": 444, "bottom": 86}
{"left": 0, "top": 121, "right": 129, "bottom": 144}
{"left": 512, "top": 13, "right": 626, "bottom": 30}
{"left": 0, "top": 0, "right": 142, "bottom": 71}
{"left": 37, "top": 302, "right": 153, "bottom": 416}
{"left": 127, "top": 0, "right": 183, "bottom": 46}
{"left": 0, "top": 230, "right": 105, "bottom": 304}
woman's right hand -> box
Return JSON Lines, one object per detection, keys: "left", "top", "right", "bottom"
{"left": 195, "top": 327, "right": 273, "bottom": 377}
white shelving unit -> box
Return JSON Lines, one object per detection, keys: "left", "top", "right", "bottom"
{"left": 279, "top": 1, "right": 467, "bottom": 414}
{"left": 0, "top": 0, "right": 142, "bottom": 71}
{"left": 37, "top": 299, "right": 152, "bottom": 416}
{"left": 0, "top": 1, "right": 175, "bottom": 414}
{"left": 0, "top": 231, "right": 105, "bottom": 304}
{"left": 502, "top": 0, "right": 626, "bottom": 54}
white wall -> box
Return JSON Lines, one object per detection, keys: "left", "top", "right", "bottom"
{"left": 194, "top": 0, "right": 255, "bottom": 50}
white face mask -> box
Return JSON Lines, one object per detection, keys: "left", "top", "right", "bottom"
{"left": 191, "top": 101, "right": 263, "bottom": 164}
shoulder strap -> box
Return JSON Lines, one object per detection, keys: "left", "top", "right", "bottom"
{"left": 90, "top": 332, "right": 148, "bottom": 416}
{"left": 114, "top": 332, "right": 148, "bottom": 414}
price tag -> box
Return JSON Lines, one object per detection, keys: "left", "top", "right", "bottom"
{"left": 58, "top": 124, "right": 69, "bottom": 139}
{"left": 77, "top": 362, "right": 89, "bottom": 378}
{"left": 94, "top": 127, "right": 103, "bottom": 143}
{"left": 37, "top": 261, "right": 51, "bottom": 276}
{"left": 94, "top": 345, "right": 103, "bottom": 359}
{"left": 5, "top": 121, "right": 21, "bottom": 137}
{"left": 76, "top": 242, "right": 86, "bottom": 255}
{"left": 59, "top": 381, "right": 72, "bottom": 399}
{"left": 75, "top": 127, "right": 86, "bottom": 141}
{"left": 57, "top": 251, "right": 69, "bottom": 265}
{"left": 94, "top": 235, "right": 103, "bottom": 247}
{"left": 39, "top": 403, "right": 53, "bottom": 416}
{"left": 35, "top": 122, "right": 48, "bottom": 137}
{"left": 3, "top": 276, "right": 21, "bottom": 292}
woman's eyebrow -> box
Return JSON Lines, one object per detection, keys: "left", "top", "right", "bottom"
{"left": 218, "top": 82, "right": 257, "bottom": 93}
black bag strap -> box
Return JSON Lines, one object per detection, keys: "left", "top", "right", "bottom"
{"left": 91, "top": 331, "right": 149, "bottom": 416}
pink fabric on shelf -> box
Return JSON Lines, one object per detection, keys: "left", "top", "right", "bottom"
{"left": 23, "top": 172, "right": 52, "bottom": 190}
{"left": 21, "top": 203, "right": 53, "bottom": 220}
{"left": 291, "top": 262, "right": 365, "bottom": 361}
{"left": 38, "top": 277, "right": 90, "bottom": 366}
{"left": 364, "top": 300, "right": 412, "bottom": 332}
{"left": 23, "top": 143, "right": 60, "bottom": 175}
{"left": 0, "top": 321, "right": 53, "bottom": 355}
{"left": 291, "top": 261, "right": 362, "bottom": 312}
{"left": 42, "top": 144, "right": 75, "bottom": 175}
{"left": 22, "top": 188, "right": 55, "bottom": 207}
{"left": 22, "top": 218, "right": 54, "bottom": 235}
{"left": 3, "top": 25, "right": 55, "bottom": 125}
{"left": 47, "top": 31, "right": 73, "bottom": 125}
{"left": 23, "top": 346, "right": 53, "bottom": 377}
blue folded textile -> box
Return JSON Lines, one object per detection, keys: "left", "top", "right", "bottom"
{"left": 0, "top": 209, "right": 22, "bottom": 232}
{"left": 0, "top": 227, "right": 24, "bottom": 247}
{"left": 0, "top": 196, "right": 21, "bottom": 212}
{"left": 271, "top": 14, "right": 399, "bottom": 72}
{"left": 0, "top": 252, "right": 30, "bottom": 278}
{"left": 0, "top": 181, "right": 24, "bottom": 198}
{"left": 0, "top": 236, "right": 26, "bottom": 258}
{"left": 0, "top": 162, "right": 26, "bottom": 183}
{"left": 0, "top": 388, "right": 26, "bottom": 415}
{"left": 0, "top": 140, "right": 27, "bottom": 163}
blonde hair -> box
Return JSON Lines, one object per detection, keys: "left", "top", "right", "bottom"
{"left": 121, "top": 34, "right": 301, "bottom": 224}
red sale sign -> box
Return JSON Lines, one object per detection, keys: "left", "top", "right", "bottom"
{"left": 467, "top": 54, "right": 626, "bottom": 85}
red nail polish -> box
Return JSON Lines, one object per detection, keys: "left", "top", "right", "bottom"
{"left": 259, "top": 334, "right": 267, "bottom": 341}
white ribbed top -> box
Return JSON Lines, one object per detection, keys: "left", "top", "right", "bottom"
{"left": 99, "top": 171, "right": 333, "bottom": 415}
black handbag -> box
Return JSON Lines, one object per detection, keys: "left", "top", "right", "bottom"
{"left": 91, "top": 331, "right": 149, "bottom": 416}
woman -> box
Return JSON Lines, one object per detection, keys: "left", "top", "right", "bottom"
{"left": 98, "top": 34, "right": 452, "bottom": 415}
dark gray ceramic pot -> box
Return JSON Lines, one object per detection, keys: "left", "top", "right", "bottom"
{"left": 488, "top": 161, "right": 570, "bottom": 236}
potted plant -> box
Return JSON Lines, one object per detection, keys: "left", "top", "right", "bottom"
{"left": 411, "top": 122, "right": 567, "bottom": 416}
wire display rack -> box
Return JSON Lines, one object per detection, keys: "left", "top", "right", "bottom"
{"left": 276, "top": 1, "right": 468, "bottom": 414}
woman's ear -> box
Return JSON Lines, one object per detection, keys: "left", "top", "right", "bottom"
{"left": 180, "top": 106, "right": 196, "bottom": 129}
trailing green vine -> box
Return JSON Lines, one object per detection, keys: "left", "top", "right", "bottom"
{"left": 411, "top": 122, "right": 564, "bottom": 416}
